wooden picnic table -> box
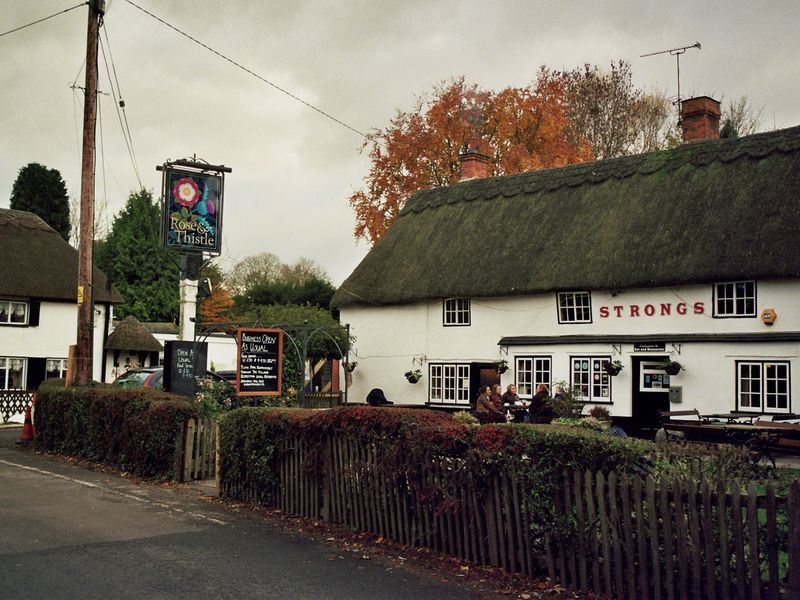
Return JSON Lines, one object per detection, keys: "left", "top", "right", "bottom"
{"left": 701, "top": 412, "right": 760, "bottom": 423}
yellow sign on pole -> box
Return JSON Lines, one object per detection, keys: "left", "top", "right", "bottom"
{"left": 77, "top": 286, "right": 84, "bottom": 305}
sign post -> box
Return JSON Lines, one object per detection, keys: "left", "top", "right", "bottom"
{"left": 158, "top": 158, "right": 230, "bottom": 344}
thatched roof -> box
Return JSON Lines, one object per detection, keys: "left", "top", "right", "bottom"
{"left": 0, "top": 209, "right": 123, "bottom": 303}
{"left": 333, "top": 126, "right": 800, "bottom": 308}
{"left": 106, "top": 315, "right": 163, "bottom": 352}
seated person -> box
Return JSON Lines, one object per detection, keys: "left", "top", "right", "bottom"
{"left": 528, "top": 383, "right": 555, "bottom": 424}
{"left": 366, "top": 388, "right": 393, "bottom": 406}
{"left": 501, "top": 384, "right": 529, "bottom": 423}
{"left": 501, "top": 384, "right": 523, "bottom": 406}
{"left": 475, "top": 385, "right": 506, "bottom": 424}
{"left": 489, "top": 384, "right": 504, "bottom": 409}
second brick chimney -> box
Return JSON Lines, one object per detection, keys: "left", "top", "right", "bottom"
{"left": 680, "top": 96, "right": 721, "bottom": 142}
{"left": 458, "top": 136, "right": 490, "bottom": 181}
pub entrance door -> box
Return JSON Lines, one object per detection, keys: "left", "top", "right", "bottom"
{"left": 631, "top": 356, "right": 671, "bottom": 438}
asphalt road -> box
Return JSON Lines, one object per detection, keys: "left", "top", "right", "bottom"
{"left": 0, "top": 428, "right": 499, "bottom": 600}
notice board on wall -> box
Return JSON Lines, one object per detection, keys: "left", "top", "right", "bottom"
{"left": 236, "top": 328, "right": 283, "bottom": 396}
{"left": 164, "top": 340, "right": 208, "bottom": 397}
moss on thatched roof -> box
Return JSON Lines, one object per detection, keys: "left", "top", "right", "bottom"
{"left": 0, "top": 209, "right": 123, "bottom": 303}
{"left": 333, "top": 126, "right": 800, "bottom": 308}
{"left": 106, "top": 315, "right": 163, "bottom": 351}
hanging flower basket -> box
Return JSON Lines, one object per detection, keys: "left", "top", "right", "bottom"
{"left": 404, "top": 369, "right": 422, "bottom": 384}
{"left": 603, "top": 360, "right": 624, "bottom": 376}
{"left": 345, "top": 361, "right": 357, "bottom": 373}
{"left": 496, "top": 359, "right": 509, "bottom": 375}
{"left": 662, "top": 360, "right": 684, "bottom": 376}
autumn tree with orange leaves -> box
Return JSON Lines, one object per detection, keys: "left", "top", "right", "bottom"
{"left": 349, "top": 71, "right": 593, "bottom": 244}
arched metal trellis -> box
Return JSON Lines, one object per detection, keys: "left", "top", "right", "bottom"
{"left": 193, "top": 319, "right": 351, "bottom": 406}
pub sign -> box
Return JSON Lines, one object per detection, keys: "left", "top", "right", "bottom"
{"left": 161, "top": 166, "right": 224, "bottom": 254}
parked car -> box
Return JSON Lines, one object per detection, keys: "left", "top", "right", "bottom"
{"left": 112, "top": 367, "right": 231, "bottom": 390}
{"left": 112, "top": 367, "right": 163, "bottom": 389}
{"left": 214, "top": 369, "right": 238, "bottom": 386}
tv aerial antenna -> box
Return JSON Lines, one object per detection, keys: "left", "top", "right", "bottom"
{"left": 641, "top": 42, "right": 701, "bottom": 121}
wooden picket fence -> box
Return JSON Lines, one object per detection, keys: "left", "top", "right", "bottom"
{"left": 219, "top": 432, "right": 800, "bottom": 599}
{"left": 548, "top": 470, "right": 800, "bottom": 600}
{"left": 178, "top": 417, "right": 217, "bottom": 482}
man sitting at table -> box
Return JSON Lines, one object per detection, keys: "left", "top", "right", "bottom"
{"left": 528, "top": 383, "right": 554, "bottom": 424}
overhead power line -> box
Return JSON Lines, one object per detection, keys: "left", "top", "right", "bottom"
{"left": 100, "top": 24, "right": 143, "bottom": 187}
{"left": 123, "top": 0, "right": 368, "bottom": 139}
{"left": 0, "top": 3, "right": 88, "bottom": 38}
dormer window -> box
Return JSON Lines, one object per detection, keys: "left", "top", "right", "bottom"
{"left": 0, "top": 301, "right": 28, "bottom": 326}
{"left": 557, "top": 292, "right": 592, "bottom": 324}
{"left": 714, "top": 281, "right": 756, "bottom": 317}
{"left": 443, "top": 298, "right": 470, "bottom": 326}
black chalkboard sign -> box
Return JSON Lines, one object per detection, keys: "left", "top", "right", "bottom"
{"left": 164, "top": 340, "right": 208, "bottom": 397}
{"left": 237, "top": 328, "right": 283, "bottom": 396}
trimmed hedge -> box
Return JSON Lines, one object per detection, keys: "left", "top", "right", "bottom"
{"left": 219, "top": 405, "right": 766, "bottom": 506}
{"left": 35, "top": 382, "right": 197, "bottom": 479}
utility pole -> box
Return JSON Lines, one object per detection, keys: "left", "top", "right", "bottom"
{"left": 75, "top": 0, "right": 105, "bottom": 385}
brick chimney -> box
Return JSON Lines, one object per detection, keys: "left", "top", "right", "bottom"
{"left": 680, "top": 96, "right": 721, "bottom": 142}
{"left": 458, "top": 136, "right": 490, "bottom": 181}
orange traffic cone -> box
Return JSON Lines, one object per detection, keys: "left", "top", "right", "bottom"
{"left": 16, "top": 405, "right": 34, "bottom": 445}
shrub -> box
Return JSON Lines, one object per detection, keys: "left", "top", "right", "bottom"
{"left": 35, "top": 384, "right": 196, "bottom": 479}
{"left": 589, "top": 405, "right": 611, "bottom": 421}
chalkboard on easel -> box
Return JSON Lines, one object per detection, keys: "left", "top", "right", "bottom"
{"left": 237, "top": 328, "right": 282, "bottom": 396}
{"left": 164, "top": 340, "right": 208, "bottom": 397}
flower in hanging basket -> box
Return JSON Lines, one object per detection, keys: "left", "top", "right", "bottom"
{"left": 603, "top": 360, "right": 624, "bottom": 376}
{"left": 345, "top": 361, "right": 358, "bottom": 373}
{"left": 661, "top": 360, "right": 684, "bottom": 375}
{"left": 496, "top": 359, "right": 509, "bottom": 374}
{"left": 404, "top": 369, "right": 422, "bottom": 383}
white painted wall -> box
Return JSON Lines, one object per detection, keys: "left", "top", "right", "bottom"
{"left": 341, "top": 279, "right": 800, "bottom": 416}
{"left": 0, "top": 300, "right": 112, "bottom": 383}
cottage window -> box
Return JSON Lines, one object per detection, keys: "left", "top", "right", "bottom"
{"left": 557, "top": 292, "right": 592, "bottom": 324}
{"left": 737, "top": 361, "right": 790, "bottom": 413}
{"left": 515, "top": 356, "right": 552, "bottom": 398}
{"left": 571, "top": 356, "right": 611, "bottom": 403}
{"left": 443, "top": 298, "right": 471, "bottom": 326}
{"left": 714, "top": 281, "right": 756, "bottom": 317}
{"left": 46, "top": 358, "right": 68, "bottom": 380}
{"left": 0, "top": 357, "right": 27, "bottom": 390}
{"left": 0, "top": 301, "right": 28, "bottom": 325}
{"left": 429, "top": 363, "right": 470, "bottom": 405}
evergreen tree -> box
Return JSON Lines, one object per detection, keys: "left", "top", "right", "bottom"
{"left": 10, "top": 162, "right": 71, "bottom": 241}
{"left": 95, "top": 189, "right": 180, "bottom": 322}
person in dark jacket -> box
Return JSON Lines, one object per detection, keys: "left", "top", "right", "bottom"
{"left": 366, "top": 388, "right": 393, "bottom": 406}
{"left": 528, "top": 383, "right": 554, "bottom": 424}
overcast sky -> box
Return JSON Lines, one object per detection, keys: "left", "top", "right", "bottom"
{"left": 2, "top": 1, "right": 799, "bottom": 285}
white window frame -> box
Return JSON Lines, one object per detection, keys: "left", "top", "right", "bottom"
{"left": 429, "top": 363, "right": 470, "bottom": 405}
{"left": 557, "top": 292, "right": 592, "bottom": 324}
{"left": 737, "top": 361, "right": 791, "bottom": 413}
{"left": 714, "top": 281, "right": 756, "bottom": 318}
{"left": 515, "top": 356, "right": 552, "bottom": 399}
{"left": 570, "top": 356, "right": 612, "bottom": 403}
{"left": 0, "top": 356, "right": 27, "bottom": 390}
{"left": 0, "top": 300, "right": 29, "bottom": 326}
{"left": 46, "top": 358, "right": 69, "bottom": 380}
{"left": 443, "top": 298, "right": 471, "bottom": 326}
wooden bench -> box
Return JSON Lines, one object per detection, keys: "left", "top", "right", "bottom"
{"left": 753, "top": 420, "right": 800, "bottom": 455}
{"left": 660, "top": 409, "right": 704, "bottom": 422}
{"left": 660, "top": 409, "right": 744, "bottom": 446}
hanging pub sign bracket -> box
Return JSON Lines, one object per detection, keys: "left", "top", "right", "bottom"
{"left": 157, "top": 157, "right": 231, "bottom": 256}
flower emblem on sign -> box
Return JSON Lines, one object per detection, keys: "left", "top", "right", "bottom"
{"left": 173, "top": 177, "right": 200, "bottom": 207}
